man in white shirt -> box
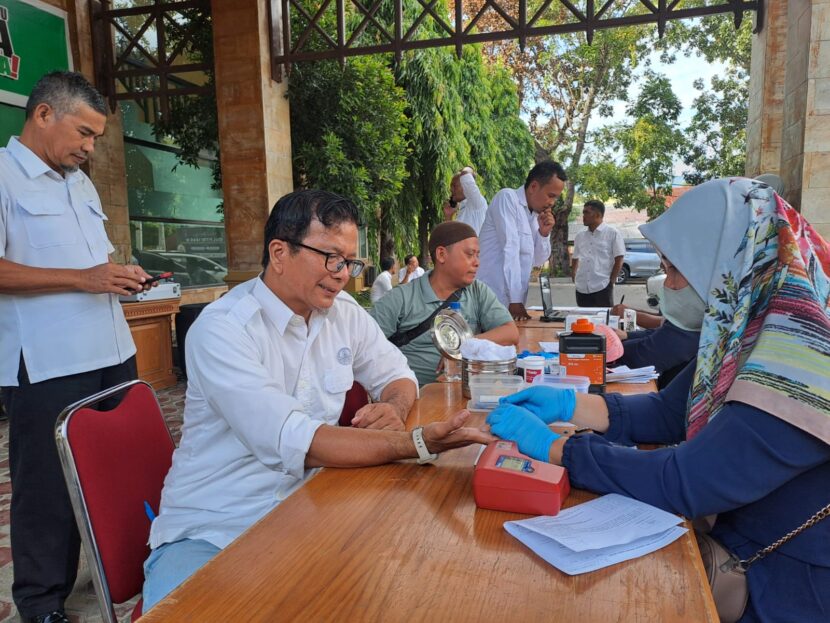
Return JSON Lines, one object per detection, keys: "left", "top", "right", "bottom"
{"left": 477, "top": 161, "right": 566, "bottom": 320}
{"left": 398, "top": 254, "right": 425, "bottom": 284}
{"left": 0, "top": 72, "right": 153, "bottom": 623}
{"left": 443, "top": 166, "right": 488, "bottom": 234}
{"left": 142, "top": 189, "right": 494, "bottom": 613}
{"left": 571, "top": 199, "right": 625, "bottom": 307}
{"left": 370, "top": 256, "right": 395, "bottom": 303}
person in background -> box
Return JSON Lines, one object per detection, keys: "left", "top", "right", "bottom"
{"left": 571, "top": 199, "right": 625, "bottom": 308}
{"left": 443, "top": 166, "right": 488, "bottom": 234}
{"left": 477, "top": 161, "right": 565, "bottom": 320}
{"left": 0, "top": 72, "right": 154, "bottom": 623}
{"left": 486, "top": 178, "right": 830, "bottom": 623}
{"left": 370, "top": 256, "right": 396, "bottom": 303}
{"left": 142, "top": 190, "right": 494, "bottom": 612}
{"left": 371, "top": 222, "right": 518, "bottom": 385}
{"left": 398, "top": 254, "right": 425, "bottom": 285}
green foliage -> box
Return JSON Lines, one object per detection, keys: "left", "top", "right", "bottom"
{"left": 289, "top": 56, "right": 410, "bottom": 259}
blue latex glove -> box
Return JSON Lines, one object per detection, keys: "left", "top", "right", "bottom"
{"left": 499, "top": 386, "right": 576, "bottom": 424}
{"left": 486, "top": 404, "right": 560, "bottom": 462}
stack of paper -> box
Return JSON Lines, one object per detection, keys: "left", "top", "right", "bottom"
{"left": 606, "top": 365, "right": 659, "bottom": 384}
{"left": 504, "top": 493, "right": 687, "bottom": 575}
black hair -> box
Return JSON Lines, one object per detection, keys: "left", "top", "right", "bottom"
{"left": 380, "top": 256, "right": 395, "bottom": 271}
{"left": 26, "top": 71, "right": 107, "bottom": 119}
{"left": 262, "top": 189, "right": 362, "bottom": 269}
{"left": 524, "top": 161, "right": 568, "bottom": 189}
{"left": 404, "top": 254, "right": 416, "bottom": 265}
{"left": 583, "top": 199, "right": 605, "bottom": 217}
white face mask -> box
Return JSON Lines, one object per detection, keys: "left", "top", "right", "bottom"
{"left": 661, "top": 284, "right": 706, "bottom": 331}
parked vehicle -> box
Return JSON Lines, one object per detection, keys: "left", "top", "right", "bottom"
{"left": 132, "top": 249, "right": 192, "bottom": 287}
{"left": 160, "top": 252, "right": 227, "bottom": 286}
{"left": 616, "top": 239, "right": 662, "bottom": 284}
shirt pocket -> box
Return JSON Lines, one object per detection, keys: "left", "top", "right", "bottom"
{"left": 323, "top": 365, "right": 354, "bottom": 395}
{"left": 18, "top": 194, "right": 77, "bottom": 248}
{"left": 84, "top": 198, "right": 112, "bottom": 251}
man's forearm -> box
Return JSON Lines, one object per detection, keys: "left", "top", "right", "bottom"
{"left": 478, "top": 321, "right": 519, "bottom": 346}
{"left": 0, "top": 258, "right": 81, "bottom": 294}
{"left": 378, "top": 378, "right": 417, "bottom": 422}
{"left": 305, "top": 425, "right": 417, "bottom": 468}
{"left": 609, "top": 256, "right": 624, "bottom": 283}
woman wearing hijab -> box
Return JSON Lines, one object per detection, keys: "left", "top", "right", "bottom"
{"left": 487, "top": 178, "right": 830, "bottom": 622}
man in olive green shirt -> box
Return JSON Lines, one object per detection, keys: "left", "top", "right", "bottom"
{"left": 371, "top": 222, "right": 518, "bottom": 385}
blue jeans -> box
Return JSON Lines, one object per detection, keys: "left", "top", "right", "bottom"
{"left": 142, "top": 538, "right": 220, "bottom": 613}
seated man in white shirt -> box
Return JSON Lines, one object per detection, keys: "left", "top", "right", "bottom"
{"left": 442, "top": 166, "right": 488, "bottom": 234}
{"left": 477, "top": 161, "right": 565, "bottom": 320}
{"left": 370, "top": 256, "right": 396, "bottom": 303}
{"left": 142, "top": 190, "right": 494, "bottom": 613}
{"left": 398, "top": 254, "right": 425, "bottom": 284}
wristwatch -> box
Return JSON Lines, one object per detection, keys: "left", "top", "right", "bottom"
{"left": 411, "top": 426, "right": 439, "bottom": 464}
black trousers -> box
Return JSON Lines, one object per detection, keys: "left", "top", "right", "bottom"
{"left": 576, "top": 281, "right": 614, "bottom": 308}
{"left": 1, "top": 355, "right": 136, "bottom": 617}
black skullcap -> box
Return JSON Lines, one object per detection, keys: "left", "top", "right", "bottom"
{"left": 429, "top": 221, "right": 477, "bottom": 260}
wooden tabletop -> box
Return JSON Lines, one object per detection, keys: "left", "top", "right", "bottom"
{"left": 139, "top": 383, "right": 716, "bottom": 621}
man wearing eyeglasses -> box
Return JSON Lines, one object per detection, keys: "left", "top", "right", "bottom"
{"left": 141, "top": 189, "right": 494, "bottom": 612}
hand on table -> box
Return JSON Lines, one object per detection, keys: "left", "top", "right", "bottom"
{"left": 486, "top": 404, "right": 559, "bottom": 462}
{"left": 508, "top": 302, "right": 530, "bottom": 321}
{"left": 352, "top": 402, "right": 406, "bottom": 431}
{"left": 500, "top": 386, "right": 576, "bottom": 423}
{"left": 422, "top": 409, "right": 496, "bottom": 453}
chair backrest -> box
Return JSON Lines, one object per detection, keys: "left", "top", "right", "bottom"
{"left": 55, "top": 380, "right": 175, "bottom": 623}
{"left": 338, "top": 381, "right": 369, "bottom": 427}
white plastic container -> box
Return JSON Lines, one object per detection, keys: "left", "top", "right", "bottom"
{"left": 468, "top": 375, "right": 526, "bottom": 411}
{"left": 531, "top": 374, "right": 590, "bottom": 394}
{"left": 522, "top": 356, "right": 545, "bottom": 384}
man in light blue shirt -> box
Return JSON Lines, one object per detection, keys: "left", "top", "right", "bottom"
{"left": 0, "top": 72, "right": 153, "bottom": 623}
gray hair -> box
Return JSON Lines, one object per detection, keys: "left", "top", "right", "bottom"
{"left": 25, "top": 71, "right": 107, "bottom": 119}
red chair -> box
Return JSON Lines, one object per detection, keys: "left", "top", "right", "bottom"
{"left": 55, "top": 380, "right": 175, "bottom": 623}
{"left": 338, "top": 381, "right": 369, "bottom": 427}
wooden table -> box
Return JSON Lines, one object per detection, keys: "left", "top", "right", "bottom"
{"left": 516, "top": 310, "right": 563, "bottom": 330}
{"left": 139, "top": 330, "right": 716, "bottom": 622}
{"left": 121, "top": 299, "right": 179, "bottom": 390}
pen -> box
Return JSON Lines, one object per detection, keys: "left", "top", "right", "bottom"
{"left": 619, "top": 295, "right": 625, "bottom": 305}
{"left": 144, "top": 500, "right": 157, "bottom": 521}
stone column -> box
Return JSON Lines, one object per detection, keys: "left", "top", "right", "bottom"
{"left": 211, "top": 0, "right": 293, "bottom": 287}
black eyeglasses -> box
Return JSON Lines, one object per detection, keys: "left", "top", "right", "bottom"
{"left": 282, "top": 240, "right": 365, "bottom": 278}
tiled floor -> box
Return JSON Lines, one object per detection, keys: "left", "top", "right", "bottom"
{"left": 0, "top": 376, "right": 187, "bottom": 623}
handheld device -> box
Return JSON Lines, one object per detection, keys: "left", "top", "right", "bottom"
{"left": 144, "top": 271, "right": 174, "bottom": 285}
{"left": 473, "top": 441, "right": 570, "bottom": 516}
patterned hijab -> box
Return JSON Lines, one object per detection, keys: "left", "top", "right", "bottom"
{"left": 640, "top": 178, "right": 830, "bottom": 442}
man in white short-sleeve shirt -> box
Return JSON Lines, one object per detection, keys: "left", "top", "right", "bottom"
{"left": 0, "top": 72, "right": 154, "bottom": 623}
{"left": 477, "top": 161, "right": 566, "bottom": 320}
{"left": 370, "top": 256, "right": 395, "bottom": 303}
{"left": 141, "top": 189, "right": 494, "bottom": 614}
{"left": 571, "top": 199, "right": 625, "bottom": 307}
{"left": 443, "top": 166, "right": 488, "bottom": 234}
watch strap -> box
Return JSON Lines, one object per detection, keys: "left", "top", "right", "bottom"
{"left": 412, "top": 426, "right": 439, "bottom": 464}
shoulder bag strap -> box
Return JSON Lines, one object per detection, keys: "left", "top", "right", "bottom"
{"left": 388, "top": 288, "right": 465, "bottom": 348}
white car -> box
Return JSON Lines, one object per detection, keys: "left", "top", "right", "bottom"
{"left": 646, "top": 273, "right": 666, "bottom": 309}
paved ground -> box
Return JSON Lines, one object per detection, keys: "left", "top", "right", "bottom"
{"left": 0, "top": 280, "right": 652, "bottom": 622}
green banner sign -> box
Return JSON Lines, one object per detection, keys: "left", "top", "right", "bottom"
{"left": 0, "top": 0, "right": 71, "bottom": 107}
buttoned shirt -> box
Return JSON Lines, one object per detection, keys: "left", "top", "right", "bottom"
{"left": 455, "top": 173, "right": 488, "bottom": 234}
{"left": 150, "top": 277, "right": 417, "bottom": 550}
{"left": 370, "top": 272, "right": 513, "bottom": 385}
{"left": 398, "top": 265, "right": 425, "bottom": 283}
{"left": 370, "top": 269, "right": 393, "bottom": 303}
{"left": 573, "top": 223, "right": 625, "bottom": 294}
{"left": 0, "top": 137, "right": 135, "bottom": 386}
{"left": 477, "top": 186, "right": 551, "bottom": 306}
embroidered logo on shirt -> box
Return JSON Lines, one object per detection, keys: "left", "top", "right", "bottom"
{"left": 337, "top": 347, "right": 352, "bottom": 365}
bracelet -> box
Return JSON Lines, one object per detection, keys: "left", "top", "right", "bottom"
{"left": 411, "top": 426, "right": 439, "bottom": 465}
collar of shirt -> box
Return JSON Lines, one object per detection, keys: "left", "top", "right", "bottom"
{"left": 7, "top": 136, "right": 80, "bottom": 184}
{"left": 416, "top": 270, "right": 442, "bottom": 303}
{"left": 589, "top": 222, "right": 609, "bottom": 235}
{"left": 512, "top": 185, "right": 531, "bottom": 213}
{"left": 252, "top": 275, "right": 333, "bottom": 336}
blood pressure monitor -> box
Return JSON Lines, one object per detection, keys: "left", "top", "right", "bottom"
{"left": 473, "top": 441, "right": 570, "bottom": 516}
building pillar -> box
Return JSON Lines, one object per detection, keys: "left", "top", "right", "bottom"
{"left": 211, "top": 0, "right": 293, "bottom": 287}
{"left": 747, "top": 0, "right": 830, "bottom": 238}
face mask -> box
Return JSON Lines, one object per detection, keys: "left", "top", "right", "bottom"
{"left": 661, "top": 284, "right": 706, "bottom": 331}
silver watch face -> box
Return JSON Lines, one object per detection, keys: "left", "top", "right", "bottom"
{"left": 431, "top": 309, "right": 472, "bottom": 361}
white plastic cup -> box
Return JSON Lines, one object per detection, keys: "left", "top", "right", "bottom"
{"left": 523, "top": 356, "right": 545, "bottom": 384}
{"left": 609, "top": 314, "right": 620, "bottom": 329}
{"left": 623, "top": 309, "right": 637, "bottom": 332}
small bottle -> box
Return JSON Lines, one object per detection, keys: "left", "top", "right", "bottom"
{"left": 522, "top": 356, "right": 545, "bottom": 384}
{"left": 559, "top": 318, "right": 606, "bottom": 393}
{"left": 443, "top": 302, "right": 463, "bottom": 382}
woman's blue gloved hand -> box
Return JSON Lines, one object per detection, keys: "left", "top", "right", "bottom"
{"left": 486, "top": 404, "right": 560, "bottom": 462}
{"left": 499, "top": 386, "right": 576, "bottom": 424}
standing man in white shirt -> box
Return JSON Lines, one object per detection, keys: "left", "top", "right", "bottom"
{"left": 477, "top": 161, "right": 566, "bottom": 320}
{"left": 442, "top": 166, "right": 488, "bottom": 234}
{"left": 141, "top": 189, "right": 494, "bottom": 613}
{"left": 0, "top": 72, "right": 153, "bottom": 623}
{"left": 370, "top": 256, "right": 396, "bottom": 303}
{"left": 398, "top": 254, "right": 425, "bottom": 284}
{"left": 571, "top": 199, "right": 625, "bottom": 307}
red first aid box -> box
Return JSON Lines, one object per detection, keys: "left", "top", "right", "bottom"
{"left": 473, "top": 441, "right": 570, "bottom": 516}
